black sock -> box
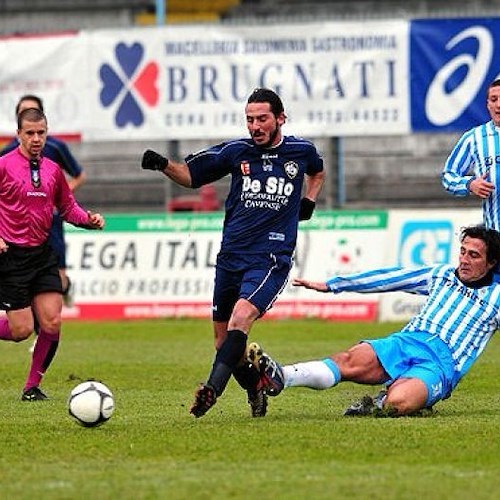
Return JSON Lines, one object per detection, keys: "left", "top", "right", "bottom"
{"left": 233, "top": 362, "right": 260, "bottom": 394}
{"left": 207, "top": 329, "right": 247, "bottom": 396}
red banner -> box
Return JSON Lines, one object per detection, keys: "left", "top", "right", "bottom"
{"left": 62, "top": 300, "right": 377, "bottom": 322}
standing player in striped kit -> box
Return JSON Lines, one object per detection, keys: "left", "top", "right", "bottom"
{"left": 141, "top": 88, "right": 325, "bottom": 418}
{"left": 248, "top": 225, "right": 500, "bottom": 416}
{"left": 441, "top": 78, "right": 500, "bottom": 228}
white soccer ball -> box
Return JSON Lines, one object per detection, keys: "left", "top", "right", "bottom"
{"left": 68, "top": 380, "right": 115, "bottom": 427}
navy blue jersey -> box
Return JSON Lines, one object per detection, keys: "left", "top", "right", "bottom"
{"left": 186, "top": 136, "right": 323, "bottom": 255}
{"left": 0, "top": 136, "right": 83, "bottom": 178}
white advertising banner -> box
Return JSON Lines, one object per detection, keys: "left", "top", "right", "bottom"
{"left": 0, "top": 21, "right": 409, "bottom": 141}
{"left": 379, "top": 208, "right": 483, "bottom": 322}
{"left": 63, "top": 211, "right": 388, "bottom": 320}
{"left": 0, "top": 33, "right": 88, "bottom": 137}
{"left": 49, "top": 208, "right": 487, "bottom": 322}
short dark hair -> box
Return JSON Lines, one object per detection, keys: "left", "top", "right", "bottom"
{"left": 488, "top": 79, "right": 500, "bottom": 91}
{"left": 247, "top": 88, "right": 284, "bottom": 117}
{"left": 17, "top": 107, "right": 47, "bottom": 129}
{"left": 461, "top": 224, "right": 500, "bottom": 265}
{"left": 15, "top": 94, "right": 44, "bottom": 116}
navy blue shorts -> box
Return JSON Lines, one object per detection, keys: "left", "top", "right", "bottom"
{"left": 48, "top": 212, "right": 66, "bottom": 268}
{"left": 365, "top": 331, "right": 456, "bottom": 407}
{"left": 0, "top": 242, "right": 63, "bottom": 311}
{"left": 212, "top": 252, "right": 292, "bottom": 322}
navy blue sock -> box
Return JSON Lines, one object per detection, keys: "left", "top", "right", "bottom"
{"left": 207, "top": 329, "right": 247, "bottom": 396}
{"left": 232, "top": 362, "right": 260, "bottom": 393}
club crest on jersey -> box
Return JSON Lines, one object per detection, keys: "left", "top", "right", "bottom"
{"left": 262, "top": 158, "right": 273, "bottom": 172}
{"left": 240, "top": 161, "right": 250, "bottom": 176}
{"left": 284, "top": 161, "right": 298, "bottom": 179}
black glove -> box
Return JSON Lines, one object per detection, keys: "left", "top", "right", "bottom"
{"left": 141, "top": 149, "right": 168, "bottom": 171}
{"left": 298, "top": 197, "right": 316, "bottom": 221}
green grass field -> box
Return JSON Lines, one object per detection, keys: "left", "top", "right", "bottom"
{"left": 1, "top": 318, "right": 499, "bottom": 500}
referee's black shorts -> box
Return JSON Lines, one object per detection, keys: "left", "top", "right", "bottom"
{"left": 0, "top": 241, "right": 63, "bottom": 311}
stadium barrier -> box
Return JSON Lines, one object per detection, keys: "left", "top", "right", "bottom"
{"left": 61, "top": 207, "right": 480, "bottom": 322}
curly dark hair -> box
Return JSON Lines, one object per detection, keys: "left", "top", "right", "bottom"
{"left": 247, "top": 88, "right": 284, "bottom": 117}
{"left": 461, "top": 225, "right": 500, "bottom": 265}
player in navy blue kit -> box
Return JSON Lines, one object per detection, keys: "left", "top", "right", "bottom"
{"left": 0, "top": 95, "right": 87, "bottom": 306}
{"left": 141, "top": 88, "right": 325, "bottom": 418}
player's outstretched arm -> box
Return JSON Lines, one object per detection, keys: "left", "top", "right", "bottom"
{"left": 141, "top": 149, "right": 192, "bottom": 188}
{"left": 292, "top": 278, "right": 329, "bottom": 292}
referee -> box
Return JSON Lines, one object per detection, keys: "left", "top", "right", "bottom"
{"left": 0, "top": 94, "right": 87, "bottom": 307}
{"left": 0, "top": 108, "right": 104, "bottom": 401}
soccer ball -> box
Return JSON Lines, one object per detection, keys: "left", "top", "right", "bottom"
{"left": 68, "top": 380, "right": 115, "bottom": 427}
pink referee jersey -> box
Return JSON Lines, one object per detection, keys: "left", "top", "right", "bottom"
{"left": 0, "top": 148, "right": 91, "bottom": 246}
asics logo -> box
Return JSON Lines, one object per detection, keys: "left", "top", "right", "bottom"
{"left": 426, "top": 26, "right": 493, "bottom": 126}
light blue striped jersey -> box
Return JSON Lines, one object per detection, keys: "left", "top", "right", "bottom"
{"left": 327, "top": 265, "right": 500, "bottom": 381}
{"left": 441, "top": 120, "right": 500, "bottom": 229}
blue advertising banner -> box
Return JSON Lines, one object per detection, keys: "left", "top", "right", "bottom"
{"left": 411, "top": 17, "right": 500, "bottom": 132}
